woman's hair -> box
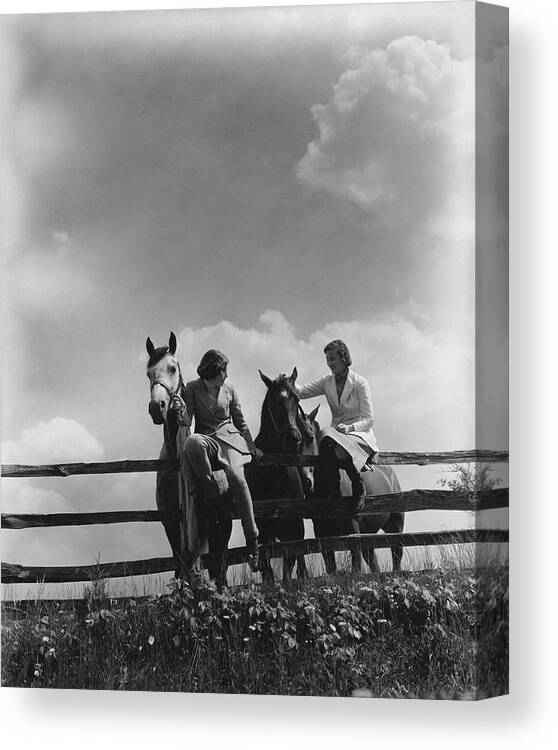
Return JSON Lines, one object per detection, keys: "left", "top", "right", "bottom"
{"left": 197, "top": 349, "right": 229, "bottom": 380}
{"left": 323, "top": 339, "right": 352, "bottom": 367}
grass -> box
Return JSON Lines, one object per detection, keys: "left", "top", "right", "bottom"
{"left": 1, "top": 553, "right": 508, "bottom": 699}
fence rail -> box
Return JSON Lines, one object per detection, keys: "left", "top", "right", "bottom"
{"left": 1, "top": 529, "right": 509, "bottom": 585}
{"left": 1, "top": 450, "right": 509, "bottom": 586}
{"left": 1, "top": 488, "right": 509, "bottom": 530}
{"left": 1, "top": 449, "right": 509, "bottom": 478}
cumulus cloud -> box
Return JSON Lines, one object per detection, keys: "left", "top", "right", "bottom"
{"left": 175, "top": 309, "right": 474, "bottom": 452}
{"left": 2, "top": 417, "right": 104, "bottom": 464}
{"left": 297, "top": 36, "right": 475, "bottom": 225}
{"left": 1, "top": 417, "right": 104, "bottom": 523}
{"left": 0, "top": 481, "right": 72, "bottom": 514}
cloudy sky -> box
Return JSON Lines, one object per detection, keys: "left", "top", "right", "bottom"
{"left": 1, "top": 2, "right": 508, "bottom": 596}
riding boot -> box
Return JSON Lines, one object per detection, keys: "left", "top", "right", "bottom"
{"left": 320, "top": 438, "right": 342, "bottom": 500}
{"left": 341, "top": 459, "right": 366, "bottom": 513}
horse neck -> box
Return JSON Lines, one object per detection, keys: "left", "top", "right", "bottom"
{"left": 163, "top": 414, "right": 179, "bottom": 460}
{"left": 255, "top": 397, "right": 288, "bottom": 454}
{"left": 255, "top": 414, "right": 277, "bottom": 453}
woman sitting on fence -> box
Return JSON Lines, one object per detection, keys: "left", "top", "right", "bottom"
{"left": 295, "top": 339, "right": 378, "bottom": 510}
{"left": 173, "top": 349, "right": 261, "bottom": 572}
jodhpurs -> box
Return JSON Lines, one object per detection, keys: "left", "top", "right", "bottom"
{"left": 184, "top": 433, "right": 259, "bottom": 543}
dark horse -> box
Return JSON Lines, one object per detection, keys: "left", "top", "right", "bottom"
{"left": 145, "top": 333, "right": 232, "bottom": 585}
{"left": 248, "top": 369, "right": 311, "bottom": 583}
{"left": 299, "top": 395, "right": 405, "bottom": 574}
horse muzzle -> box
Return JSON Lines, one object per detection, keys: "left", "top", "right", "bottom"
{"left": 283, "top": 427, "right": 303, "bottom": 454}
{"left": 148, "top": 399, "right": 166, "bottom": 425}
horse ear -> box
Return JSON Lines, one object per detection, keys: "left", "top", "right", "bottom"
{"left": 146, "top": 337, "right": 155, "bottom": 357}
{"left": 308, "top": 405, "right": 320, "bottom": 422}
{"left": 168, "top": 332, "right": 177, "bottom": 355}
{"left": 259, "top": 370, "right": 273, "bottom": 389}
{"left": 289, "top": 367, "right": 298, "bottom": 384}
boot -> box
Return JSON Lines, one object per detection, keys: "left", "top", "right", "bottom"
{"left": 320, "top": 439, "right": 342, "bottom": 500}
{"left": 342, "top": 460, "right": 366, "bottom": 512}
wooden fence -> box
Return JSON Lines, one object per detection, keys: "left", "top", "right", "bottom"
{"left": 1, "top": 450, "right": 508, "bottom": 585}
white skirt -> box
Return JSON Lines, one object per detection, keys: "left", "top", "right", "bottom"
{"left": 318, "top": 427, "right": 377, "bottom": 472}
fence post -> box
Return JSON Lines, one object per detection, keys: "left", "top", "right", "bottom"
{"left": 175, "top": 428, "right": 202, "bottom": 584}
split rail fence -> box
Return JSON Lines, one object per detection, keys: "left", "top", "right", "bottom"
{"left": 1, "top": 449, "right": 508, "bottom": 585}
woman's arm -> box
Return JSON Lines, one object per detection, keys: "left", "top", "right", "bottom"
{"left": 295, "top": 375, "right": 327, "bottom": 400}
{"left": 229, "top": 385, "right": 257, "bottom": 452}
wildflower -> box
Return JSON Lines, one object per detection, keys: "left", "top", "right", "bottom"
{"left": 173, "top": 636, "right": 180, "bottom": 648}
{"left": 42, "top": 635, "right": 50, "bottom": 643}
{"left": 148, "top": 635, "right": 155, "bottom": 646}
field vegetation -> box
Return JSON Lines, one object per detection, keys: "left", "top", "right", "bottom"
{"left": 2, "top": 556, "right": 508, "bottom": 699}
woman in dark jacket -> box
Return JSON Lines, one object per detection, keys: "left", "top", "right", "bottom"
{"left": 174, "top": 349, "right": 260, "bottom": 572}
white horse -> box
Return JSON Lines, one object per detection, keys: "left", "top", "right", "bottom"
{"left": 145, "top": 332, "right": 232, "bottom": 584}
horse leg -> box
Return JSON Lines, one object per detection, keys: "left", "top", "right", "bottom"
{"left": 279, "top": 519, "right": 307, "bottom": 582}
{"left": 323, "top": 550, "right": 337, "bottom": 575}
{"left": 348, "top": 516, "right": 363, "bottom": 575}
{"left": 254, "top": 521, "right": 274, "bottom": 583}
{"left": 384, "top": 513, "right": 405, "bottom": 572}
{"left": 259, "top": 545, "right": 274, "bottom": 583}
{"left": 363, "top": 546, "right": 380, "bottom": 573}
{"left": 281, "top": 549, "right": 307, "bottom": 582}
{"left": 156, "top": 469, "right": 183, "bottom": 576}
{"left": 216, "top": 495, "right": 233, "bottom": 587}
{"left": 203, "top": 484, "right": 234, "bottom": 588}
{"left": 391, "top": 546, "right": 403, "bottom": 572}
{"left": 210, "top": 517, "right": 232, "bottom": 589}
{"left": 296, "top": 551, "right": 308, "bottom": 580}
{"left": 282, "top": 553, "right": 294, "bottom": 583}
{"left": 313, "top": 517, "right": 337, "bottom": 574}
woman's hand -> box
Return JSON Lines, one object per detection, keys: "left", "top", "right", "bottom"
{"left": 251, "top": 447, "right": 265, "bottom": 465}
{"left": 337, "top": 423, "right": 352, "bottom": 434}
{"left": 170, "top": 395, "right": 188, "bottom": 425}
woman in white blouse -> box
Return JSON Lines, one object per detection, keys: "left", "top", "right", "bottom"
{"left": 296, "top": 339, "right": 378, "bottom": 506}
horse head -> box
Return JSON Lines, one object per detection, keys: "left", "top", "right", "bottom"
{"left": 296, "top": 404, "right": 320, "bottom": 498}
{"left": 258, "top": 367, "right": 304, "bottom": 454}
{"left": 298, "top": 404, "right": 320, "bottom": 453}
{"left": 145, "top": 332, "right": 183, "bottom": 425}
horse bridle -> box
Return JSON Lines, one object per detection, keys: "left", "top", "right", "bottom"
{"left": 150, "top": 359, "right": 185, "bottom": 415}
{"left": 266, "top": 385, "right": 308, "bottom": 441}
